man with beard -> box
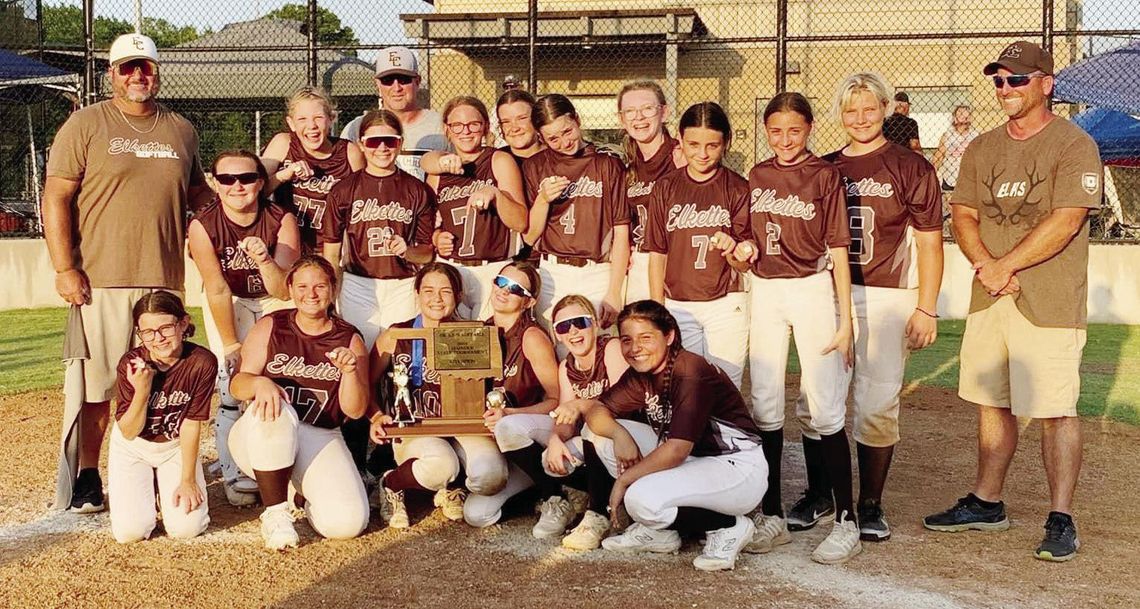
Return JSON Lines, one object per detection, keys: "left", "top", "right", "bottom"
{"left": 43, "top": 33, "right": 213, "bottom": 514}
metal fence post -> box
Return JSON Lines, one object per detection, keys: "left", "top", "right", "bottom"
{"left": 528, "top": 0, "right": 537, "bottom": 92}
{"left": 307, "top": 0, "right": 318, "bottom": 87}
{"left": 82, "top": 0, "right": 94, "bottom": 107}
{"left": 1042, "top": 0, "right": 1054, "bottom": 54}
{"left": 775, "top": 0, "right": 788, "bottom": 93}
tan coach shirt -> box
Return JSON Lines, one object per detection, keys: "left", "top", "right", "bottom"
{"left": 951, "top": 118, "right": 1101, "bottom": 328}
{"left": 47, "top": 101, "right": 204, "bottom": 289}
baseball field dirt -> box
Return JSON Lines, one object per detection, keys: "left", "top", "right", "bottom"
{"left": 1, "top": 384, "right": 1137, "bottom": 609}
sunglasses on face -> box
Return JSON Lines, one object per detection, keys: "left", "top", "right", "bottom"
{"left": 361, "top": 135, "right": 403, "bottom": 149}
{"left": 214, "top": 172, "right": 260, "bottom": 186}
{"left": 377, "top": 74, "right": 415, "bottom": 86}
{"left": 554, "top": 315, "right": 594, "bottom": 335}
{"left": 991, "top": 73, "right": 1045, "bottom": 89}
{"left": 493, "top": 275, "right": 533, "bottom": 299}
{"left": 116, "top": 59, "right": 155, "bottom": 77}
{"left": 137, "top": 323, "right": 179, "bottom": 342}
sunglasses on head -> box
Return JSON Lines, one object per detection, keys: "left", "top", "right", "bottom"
{"left": 991, "top": 73, "right": 1045, "bottom": 89}
{"left": 378, "top": 74, "right": 415, "bottom": 86}
{"left": 214, "top": 172, "right": 260, "bottom": 186}
{"left": 493, "top": 275, "right": 533, "bottom": 299}
{"left": 116, "top": 59, "right": 155, "bottom": 77}
{"left": 361, "top": 135, "right": 403, "bottom": 149}
{"left": 554, "top": 315, "right": 594, "bottom": 335}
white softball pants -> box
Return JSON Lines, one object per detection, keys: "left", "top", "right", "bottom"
{"left": 665, "top": 292, "right": 749, "bottom": 388}
{"left": 535, "top": 258, "right": 614, "bottom": 330}
{"left": 229, "top": 403, "right": 369, "bottom": 540}
{"left": 625, "top": 250, "right": 652, "bottom": 304}
{"left": 591, "top": 420, "right": 767, "bottom": 530}
{"left": 201, "top": 295, "right": 293, "bottom": 408}
{"left": 107, "top": 425, "right": 209, "bottom": 543}
{"left": 338, "top": 272, "right": 417, "bottom": 350}
{"left": 846, "top": 284, "right": 917, "bottom": 447}
{"left": 748, "top": 272, "right": 851, "bottom": 437}
{"left": 442, "top": 259, "right": 511, "bottom": 322}
{"left": 393, "top": 435, "right": 508, "bottom": 495}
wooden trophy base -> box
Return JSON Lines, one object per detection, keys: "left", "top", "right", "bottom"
{"left": 382, "top": 417, "right": 491, "bottom": 438}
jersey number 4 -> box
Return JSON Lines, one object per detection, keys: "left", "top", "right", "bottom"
{"left": 559, "top": 203, "right": 576, "bottom": 235}
{"left": 847, "top": 206, "right": 876, "bottom": 266}
{"left": 450, "top": 206, "right": 478, "bottom": 258}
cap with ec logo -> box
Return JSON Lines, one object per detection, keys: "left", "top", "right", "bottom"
{"left": 109, "top": 33, "right": 159, "bottom": 67}
{"left": 984, "top": 41, "right": 1054, "bottom": 76}
{"left": 376, "top": 46, "right": 419, "bottom": 79}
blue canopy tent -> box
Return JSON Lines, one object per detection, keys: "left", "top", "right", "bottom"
{"left": 1054, "top": 40, "right": 1140, "bottom": 115}
{"left": 1072, "top": 107, "right": 1140, "bottom": 166}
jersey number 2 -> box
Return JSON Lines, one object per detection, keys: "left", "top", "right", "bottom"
{"left": 450, "top": 206, "right": 478, "bottom": 258}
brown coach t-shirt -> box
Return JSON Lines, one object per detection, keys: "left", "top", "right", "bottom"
{"left": 264, "top": 309, "right": 359, "bottom": 429}
{"left": 746, "top": 154, "right": 851, "bottom": 278}
{"left": 601, "top": 350, "right": 762, "bottom": 457}
{"left": 522, "top": 145, "right": 629, "bottom": 261}
{"left": 951, "top": 118, "right": 1102, "bottom": 328}
{"left": 274, "top": 134, "right": 355, "bottom": 251}
{"left": 322, "top": 169, "right": 436, "bottom": 280}
{"left": 643, "top": 167, "right": 750, "bottom": 302}
{"left": 627, "top": 134, "right": 679, "bottom": 252}
{"left": 193, "top": 201, "right": 287, "bottom": 298}
{"left": 115, "top": 343, "right": 216, "bottom": 442}
{"left": 434, "top": 148, "right": 513, "bottom": 262}
{"left": 566, "top": 335, "right": 614, "bottom": 400}
{"left": 46, "top": 101, "right": 205, "bottom": 289}
{"left": 825, "top": 143, "right": 943, "bottom": 289}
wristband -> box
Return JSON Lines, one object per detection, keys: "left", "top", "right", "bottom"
{"left": 916, "top": 307, "right": 940, "bottom": 319}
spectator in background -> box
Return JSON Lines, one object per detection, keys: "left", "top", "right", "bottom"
{"left": 340, "top": 46, "right": 448, "bottom": 180}
{"left": 883, "top": 92, "right": 922, "bottom": 152}
{"left": 931, "top": 105, "right": 979, "bottom": 192}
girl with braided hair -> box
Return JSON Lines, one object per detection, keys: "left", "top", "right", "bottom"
{"left": 551, "top": 300, "right": 766, "bottom": 571}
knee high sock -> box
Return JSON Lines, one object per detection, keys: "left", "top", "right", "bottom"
{"left": 504, "top": 443, "right": 560, "bottom": 500}
{"left": 760, "top": 429, "right": 784, "bottom": 517}
{"left": 367, "top": 442, "right": 398, "bottom": 477}
{"left": 820, "top": 429, "right": 855, "bottom": 522}
{"left": 340, "top": 418, "right": 370, "bottom": 473}
{"left": 253, "top": 468, "right": 292, "bottom": 506}
{"left": 856, "top": 442, "right": 895, "bottom": 505}
{"left": 583, "top": 442, "right": 613, "bottom": 515}
{"left": 383, "top": 458, "right": 429, "bottom": 493}
{"left": 802, "top": 436, "right": 830, "bottom": 500}
{"left": 671, "top": 506, "right": 735, "bottom": 536}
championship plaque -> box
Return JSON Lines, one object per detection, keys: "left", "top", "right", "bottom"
{"left": 384, "top": 321, "right": 502, "bottom": 437}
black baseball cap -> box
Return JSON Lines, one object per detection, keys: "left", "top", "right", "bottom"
{"left": 894, "top": 92, "right": 910, "bottom": 103}
{"left": 984, "top": 41, "right": 1054, "bottom": 76}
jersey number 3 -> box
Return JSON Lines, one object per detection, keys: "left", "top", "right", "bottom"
{"left": 847, "top": 206, "right": 876, "bottom": 266}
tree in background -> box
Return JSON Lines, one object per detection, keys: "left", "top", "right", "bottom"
{"left": 264, "top": 3, "right": 359, "bottom": 55}
{"left": 41, "top": 4, "right": 202, "bottom": 48}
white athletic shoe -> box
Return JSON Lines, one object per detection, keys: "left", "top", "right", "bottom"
{"left": 811, "top": 512, "right": 863, "bottom": 565}
{"left": 260, "top": 502, "right": 299, "bottom": 551}
{"left": 562, "top": 510, "right": 611, "bottom": 551}
{"left": 693, "top": 516, "right": 756, "bottom": 571}
{"left": 533, "top": 496, "right": 576, "bottom": 539}
{"left": 744, "top": 513, "right": 792, "bottom": 554}
{"left": 224, "top": 477, "right": 260, "bottom": 507}
{"left": 434, "top": 487, "right": 467, "bottom": 522}
{"left": 601, "top": 522, "right": 682, "bottom": 554}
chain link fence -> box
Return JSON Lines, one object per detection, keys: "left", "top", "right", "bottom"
{"left": 1, "top": 0, "right": 1137, "bottom": 238}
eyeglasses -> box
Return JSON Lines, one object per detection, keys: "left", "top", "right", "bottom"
{"left": 116, "top": 59, "right": 155, "bottom": 77}
{"left": 554, "top": 315, "right": 594, "bottom": 335}
{"left": 361, "top": 135, "right": 403, "bottom": 149}
{"left": 619, "top": 104, "right": 662, "bottom": 120}
{"left": 214, "top": 172, "right": 260, "bottom": 186}
{"left": 137, "top": 323, "right": 179, "bottom": 342}
{"left": 377, "top": 74, "right": 415, "bottom": 86}
{"left": 493, "top": 275, "right": 533, "bottom": 299}
{"left": 447, "top": 121, "right": 486, "bottom": 134}
{"left": 991, "top": 73, "right": 1045, "bottom": 89}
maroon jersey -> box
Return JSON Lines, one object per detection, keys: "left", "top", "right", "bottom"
{"left": 389, "top": 318, "right": 442, "bottom": 419}
{"left": 600, "top": 350, "right": 761, "bottom": 457}
{"left": 116, "top": 343, "right": 217, "bottom": 442}
{"left": 746, "top": 154, "right": 852, "bottom": 279}
{"left": 487, "top": 315, "right": 547, "bottom": 407}
{"left": 566, "top": 335, "right": 614, "bottom": 400}
{"left": 263, "top": 309, "right": 359, "bottom": 429}
{"left": 823, "top": 143, "right": 943, "bottom": 289}
{"left": 643, "top": 167, "right": 750, "bottom": 301}
{"left": 322, "top": 169, "right": 436, "bottom": 280}
{"left": 522, "top": 145, "right": 629, "bottom": 261}
{"left": 274, "top": 134, "right": 355, "bottom": 251}
{"left": 193, "top": 201, "right": 287, "bottom": 298}
{"left": 435, "top": 148, "right": 512, "bottom": 262}
{"left": 627, "top": 134, "right": 679, "bottom": 251}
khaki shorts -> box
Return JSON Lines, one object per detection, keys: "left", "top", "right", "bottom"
{"left": 958, "top": 295, "right": 1085, "bottom": 418}
{"left": 78, "top": 287, "right": 181, "bottom": 403}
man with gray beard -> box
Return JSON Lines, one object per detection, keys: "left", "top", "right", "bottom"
{"left": 43, "top": 33, "right": 212, "bottom": 513}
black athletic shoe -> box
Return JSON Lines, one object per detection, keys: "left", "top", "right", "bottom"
{"left": 786, "top": 491, "right": 834, "bottom": 531}
{"left": 858, "top": 499, "right": 891, "bottom": 542}
{"left": 69, "top": 467, "right": 105, "bottom": 514}
{"left": 1035, "top": 511, "right": 1080, "bottom": 562}
{"left": 923, "top": 493, "right": 1009, "bottom": 532}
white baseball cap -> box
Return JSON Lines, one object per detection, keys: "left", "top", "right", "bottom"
{"left": 376, "top": 46, "right": 418, "bottom": 78}
{"left": 109, "top": 33, "right": 159, "bottom": 66}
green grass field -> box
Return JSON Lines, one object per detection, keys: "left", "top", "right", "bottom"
{"left": 1, "top": 308, "right": 1137, "bottom": 424}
